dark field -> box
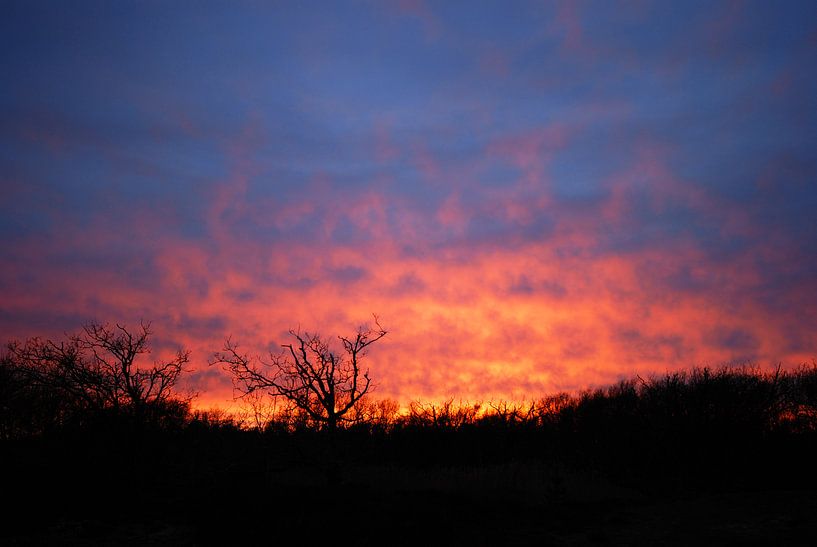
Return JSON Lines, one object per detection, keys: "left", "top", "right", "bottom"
{"left": 3, "top": 365, "right": 817, "bottom": 545}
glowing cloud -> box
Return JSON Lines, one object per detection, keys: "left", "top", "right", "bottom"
{"left": 1, "top": 2, "right": 816, "bottom": 409}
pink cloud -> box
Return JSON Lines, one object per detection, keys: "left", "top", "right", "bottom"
{"left": 2, "top": 121, "right": 815, "bottom": 411}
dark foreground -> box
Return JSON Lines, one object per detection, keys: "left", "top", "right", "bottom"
{"left": 3, "top": 471, "right": 817, "bottom": 546}
{"left": 3, "top": 430, "right": 816, "bottom": 546}
{"left": 3, "top": 365, "right": 817, "bottom": 545}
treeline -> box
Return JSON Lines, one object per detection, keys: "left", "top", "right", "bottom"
{"left": 235, "top": 364, "right": 817, "bottom": 436}
{"left": 2, "top": 322, "right": 816, "bottom": 483}
{"left": 185, "top": 364, "right": 817, "bottom": 500}
{"left": 3, "top": 324, "right": 817, "bottom": 543}
{"left": 3, "top": 323, "right": 816, "bottom": 445}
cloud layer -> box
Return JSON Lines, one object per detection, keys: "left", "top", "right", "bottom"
{"left": 2, "top": 1, "right": 816, "bottom": 407}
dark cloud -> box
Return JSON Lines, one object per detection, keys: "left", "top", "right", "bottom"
{"left": 326, "top": 265, "right": 368, "bottom": 284}
{"left": 613, "top": 328, "right": 688, "bottom": 364}
{"left": 705, "top": 327, "right": 760, "bottom": 353}
{"left": 387, "top": 273, "right": 427, "bottom": 296}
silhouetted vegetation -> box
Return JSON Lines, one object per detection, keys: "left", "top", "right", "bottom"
{"left": 211, "top": 316, "right": 387, "bottom": 433}
{"left": 1, "top": 321, "right": 191, "bottom": 437}
{"left": 2, "top": 323, "right": 816, "bottom": 544}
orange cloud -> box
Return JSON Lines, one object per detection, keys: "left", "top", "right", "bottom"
{"left": 2, "top": 123, "right": 815, "bottom": 414}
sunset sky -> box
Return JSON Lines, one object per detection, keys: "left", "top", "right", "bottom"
{"left": 2, "top": 1, "right": 816, "bottom": 408}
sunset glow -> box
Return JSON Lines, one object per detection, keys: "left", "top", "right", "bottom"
{"left": 2, "top": 1, "right": 816, "bottom": 409}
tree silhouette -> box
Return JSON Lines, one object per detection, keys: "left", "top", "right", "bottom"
{"left": 212, "top": 317, "right": 387, "bottom": 432}
{"left": 75, "top": 321, "right": 191, "bottom": 424}
{"left": 4, "top": 321, "right": 191, "bottom": 431}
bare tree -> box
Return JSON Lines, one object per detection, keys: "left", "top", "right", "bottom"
{"left": 5, "top": 321, "right": 191, "bottom": 431}
{"left": 211, "top": 316, "right": 387, "bottom": 433}
{"left": 75, "top": 321, "right": 191, "bottom": 422}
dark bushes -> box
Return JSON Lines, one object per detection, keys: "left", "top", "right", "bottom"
{"left": 3, "top": 352, "right": 817, "bottom": 496}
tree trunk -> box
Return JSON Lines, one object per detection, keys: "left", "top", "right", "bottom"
{"left": 324, "top": 411, "right": 341, "bottom": 486}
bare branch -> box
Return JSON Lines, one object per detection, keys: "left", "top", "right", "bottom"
{"left": 212, "top": 317, "right": 387, "bottom": 432}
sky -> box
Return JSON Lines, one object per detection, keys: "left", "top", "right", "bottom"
{"left": 2, "top": 0, "right": 816, "bottom": 408}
